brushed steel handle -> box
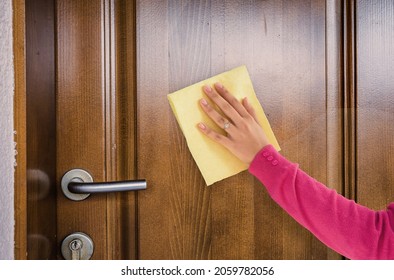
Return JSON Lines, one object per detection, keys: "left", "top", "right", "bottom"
{"left": 61, "top": 169, "right": 146, "bottom": 201}
{"left": 68, "top": 180, "right": 146, "bottom": 193}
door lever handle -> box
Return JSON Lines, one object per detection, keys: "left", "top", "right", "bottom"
{"left": 61, "top": 169, "right": 146, "bottom": 201}
{"left": 68, "top": 180, "right": 146, "bottom": 194}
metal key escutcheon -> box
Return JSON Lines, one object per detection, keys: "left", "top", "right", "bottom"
{"left": 69, "top": 239, "right": 83, "bottom": 260}
{"left": 61, "top": 232, "right": 94, "bottom": 260}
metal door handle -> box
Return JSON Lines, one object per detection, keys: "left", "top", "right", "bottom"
{"left": 61, "top": 169, "right": 146, "bottom": 201}
{"left": 68, "top": 180, "right": 146, "bottom": 193}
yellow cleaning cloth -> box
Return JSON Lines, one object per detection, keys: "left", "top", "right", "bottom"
{"left": 167, "top": 65, "right": 280, "bottom": 186}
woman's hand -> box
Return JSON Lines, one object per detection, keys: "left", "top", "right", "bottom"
{"left": 198, "top": 82, "right": 270, "bottom": 165}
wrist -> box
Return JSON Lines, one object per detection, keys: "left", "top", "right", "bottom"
{"left": 248, "top": 144, "right": 273, "bottom": 166}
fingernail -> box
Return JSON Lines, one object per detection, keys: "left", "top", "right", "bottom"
{"left": 244, "top": 97, "right": 249, "bottom": 104}
{"left": 215, "top": 82, "right": 223, "bottom": 89}
{"left": 198, "top": 123, "right": 206, "bottom": 130}
{"left": 204, "top": 85, "right": 212, "bottom": 93}
{"left": 200, "top": 99, "right": 208, "bottom": 106}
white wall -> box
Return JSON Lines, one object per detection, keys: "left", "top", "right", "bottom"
{"left": 0, "top": 0, "right": 15, "bottom": 260}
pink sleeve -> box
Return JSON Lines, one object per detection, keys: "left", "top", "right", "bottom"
{"left": 248, "top": 144, "right": 394, "bottom": 260}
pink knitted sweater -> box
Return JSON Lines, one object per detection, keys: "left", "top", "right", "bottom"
{"left": 249, "top": 144, "right": 394, "bottom": 259}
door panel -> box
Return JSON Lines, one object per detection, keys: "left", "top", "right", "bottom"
{"left": 137, "top": 0, "right": 342, "bottom": 259}
{"left": 356, "top": 0, "right": 394, "bottom": 209}
{"left": 56, "top": 0, "right": 137, "bottom": 260}
{"left": 57, "top": 0, "right": 107, "bottom": 259}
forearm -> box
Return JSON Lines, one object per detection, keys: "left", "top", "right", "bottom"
{"left": 249, "top": 145, "right": 394, "bottom": 260}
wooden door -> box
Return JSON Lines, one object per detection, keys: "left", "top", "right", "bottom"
{"left": 24, "top": 0, "right": 351, "bottom": 260}
{"left": 136, "top": 0, "right": 342, "bottom": 259}
{"left": 355, "top": 1, "right": 394, "bottom": 211}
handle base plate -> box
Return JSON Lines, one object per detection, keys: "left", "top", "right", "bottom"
{"left": 61, "top": 169, "right": 92, "bottom": 201}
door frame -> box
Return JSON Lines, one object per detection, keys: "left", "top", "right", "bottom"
{"left": 13, "top": 0, "right": 27, "bottom": 260}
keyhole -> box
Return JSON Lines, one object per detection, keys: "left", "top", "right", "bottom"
{"left": 69, "top": 239, "right": 82, "bottom": 251}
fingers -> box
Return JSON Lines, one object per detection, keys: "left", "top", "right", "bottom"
{"left": 242, "top": 97, "right": 260, "bottom": 124}
{"left": 200, "top": 98, "right": 233, "bottom": 132}
{"left": 200, "top": 82, "right": 261, "bottom": 132}
{"left": 203, "top": 85, "right": 242, "bottom": 125}
{"left": 198, "top": 122, "right": 232, "bottom": 148}
{"left": 213, "top": 83, "right": 249, "bottom": 118}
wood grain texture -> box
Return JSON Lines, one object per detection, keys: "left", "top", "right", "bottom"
{"left": 137, "top": 0, "right": 342, "bottom": 259}
{"left": 344, "top": 0, "right": 357, "bottom": 201}
{"left": 13, "top": 0, "right": 27, "bottom": 260}
{"left": 137, "top": 0, "right": 210, "bottom": 259}
{"left": 326, "top": 0, "right": 344, "bottom": 260}
{"left": 20, "top": 0, "right": 138, "bottom": 260}
{"left": 104, "top": 0, "right": 118, "bottom": 259}
{"left": 356, "top": 0, "right": 394, "bottom": 210}
{"left": 106, "top": 0, "right": 138, "bottom": 259}
{"left": 57, "top": 0, "right": 107, "bottom": 259}
{"left": 209, "top": 0, "right": 256, "bottom": 259}
{"left": 248, "top": 0, "right": 334, "bottom": 259}
{"left": 56, "top": 0, "right": 137, "bottom": 260}
{"left": 25, "top": 0, "right": 57, "bottom": 259}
